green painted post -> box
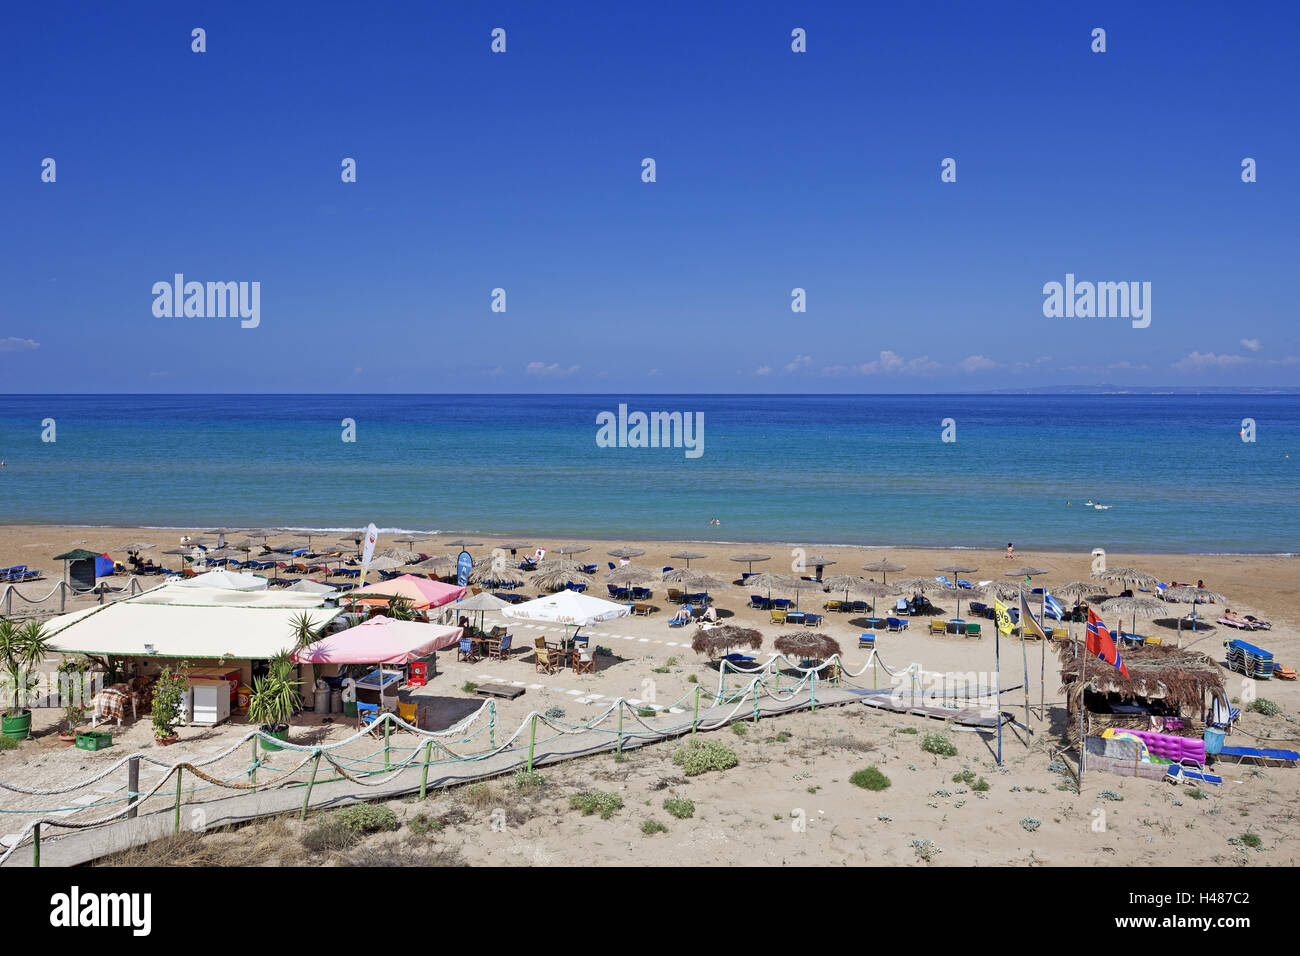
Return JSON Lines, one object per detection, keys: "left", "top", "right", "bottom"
{"left": 32, "top": 823, "right": 39, "bottom": 867}
{"left": 692, "top": 686, "right": 700, "bottom": 734}
{"left": 527, "top": 714, "right": 537, "bottom": 771}
{"left": 300, "top": 750, "right": 322, "bottom": 820}
{"left": 419, "top": 740, "right": 433, "bottom": 800}
{"left": 383, "top": 718, "right": 391, "bottom": 769}
{"left": 489, "top": 702, "right": 496, "bottom": 749}
{"left": 810, "top": 672, "right": 817, "bottom": 712}
{"left": 752, "top": 682, "right": 759, "bottom": 723}
{"left": 174, "top": 768, "right": 183, "bottom": 834}
{"left": 250, "top": 737, "right": 258, "bottom": 793}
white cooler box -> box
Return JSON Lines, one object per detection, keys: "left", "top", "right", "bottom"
{"left": 188, "top": 678, "right": 232, "bottom": 726}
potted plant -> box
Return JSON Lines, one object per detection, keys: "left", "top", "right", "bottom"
{"left": 1, "top": 619, "right": 53, "bottom": 742}
{"left": 56, "top": 657, "right": 91, "bottom": 744}
{"left": 247, "top": 650, "right": 302, "bottom": 752}
{"left": 151, "top": 664, "right": 189, "bottom": 746}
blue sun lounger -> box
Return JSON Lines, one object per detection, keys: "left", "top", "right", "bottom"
{"left": 1165, "top": 761, "right": 1223, "bottom": 786}
{"left": 1216, "top": 745, "right": 1299, "bottom": 766}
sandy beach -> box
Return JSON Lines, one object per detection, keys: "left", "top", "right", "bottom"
{"left": 1, "top": 525, "right": 1297, "bottom": 866}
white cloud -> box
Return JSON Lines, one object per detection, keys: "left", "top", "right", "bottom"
{"left": 855, "top": 350, "right": 940, "bottom": 375}
{"left": 525, "top": 361, "right": 580, "bottom": 376}
{"left": 754, "top": 365, "right": 772, "bottom": 376}
{"left": 958, "top": 355, "right": 998, "bottom": 373}
{"left": 0, "top": 337, "right": 39, "bottom": 353}
{"left": 1172, "top": 351, "right": 1249, "bottom": 371}
{"left": 1240, "top": 338, "right": 1262, "bottom": 352}
{"left": 783, "top": 354, "right": 814, "bottom": 373}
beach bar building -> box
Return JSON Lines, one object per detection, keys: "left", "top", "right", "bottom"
{"left": 1058, "top": 643, "right": 1228, "bottom": 746}
{"left": 43, "top": 583, "right": 344, "bottom": 693}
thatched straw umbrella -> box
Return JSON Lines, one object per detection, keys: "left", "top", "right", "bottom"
{"left": 823, "top": 574, "right": 872, "bottom": 601}
{"left": 533, "top": 566, "right": 595, "bottom": 593}
{"left": 494, "top": 541, "right": 533, "bottom": 557}
{"left": 729, "top": 553, "right": 770, "bottom": 574}
{"left": 605, "top": 564, "right": 660, "bottom": 598}
{"left": 744, "top": 572, "right": 819, "bottom": 610}
{"left": 893, "top": 575, "right": 940, "bottom": 594}
{"left": 799, "top": 554, "right": 836, "bottom": 582}
{"left": 824, "top": 576, "right": 898, "bottom": 616}
{"left": 669, "top": 550, "right": 708, "bottom": 568}
{"left": 455, "top": 590, "right": 512, "bottom": 632}
{"left": 935, "top": 564, "right": 980, "bottom": 619}
{"left": 376, "top": 547, "right": 422, "bottom": 564}
{"left": 862, "top": 558, "right": 906, "bottom": 583}
{"left": 773, "top": 631, "right": 842, "bottom": 662}
{"left": 690, "top": 625, "right": 762, "bottom": 660}
{"left": 1053, "top": 580, "right": 1107, "bottom": 603}
{"left": 1098, "top": 594, "right": 1166, "bottom": 641}
{"left": 1091, "top": 566, "right": 1161, "bottom": 591}
{"left": 607, "top": 546, "right": 645, "bottom": 560}
{"left": 367, "top": 555, "right": 406, "bottom": 573}
{"left": 553, "top": 544, "right": 590, "bottom": 556}
{"left": 466, "top": 556, "right": 525, "bottom": 587}
{"left": 536, "top": 558, "right": 592, "bottom": 575}
{"left": 1161, "top": 586, "right": 1227, "bottom": 634}
{"left": 666, "top": 570, "right": 729, "bottom": 606}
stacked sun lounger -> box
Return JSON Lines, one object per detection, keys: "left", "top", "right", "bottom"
{"left": 1225, "top": 639, "right": 1274, "bottom": 679}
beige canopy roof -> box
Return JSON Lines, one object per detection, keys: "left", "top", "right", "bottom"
{"left": 45, "top": 584, "right": 342, "bottom": 660}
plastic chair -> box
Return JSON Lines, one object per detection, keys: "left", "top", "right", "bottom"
{"left": 408, "top": 662, "right": 428, "bottom": 687}
{"left": 356, "top": 702, "right": 380, "bottom": 732}
{"left": 396, "top": 700, "right": 419, "bottom": 727}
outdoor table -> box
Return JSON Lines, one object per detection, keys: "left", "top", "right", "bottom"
{"left": 355, "top": 668, "right": 403, "bottom": 709}
{"left": 864, "top": 617, "right": 885, "bottom": 629}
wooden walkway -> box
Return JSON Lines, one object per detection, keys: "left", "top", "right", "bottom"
{"left": 849, "top": 688, "right": 1011, "bottom": 730}
{"left": 2, "top": 685, "right": 861, "bottom": 868}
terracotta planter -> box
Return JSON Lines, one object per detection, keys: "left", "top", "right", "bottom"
{"left": 155, "top": 734, "right": 179, "bottom": 746}
{"left": 58, "top": 733, "right": 77, "bottom": 746}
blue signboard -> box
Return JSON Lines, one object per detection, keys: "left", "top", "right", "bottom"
{"left": 456, "top": 550, "right": 473, "bottom": 587}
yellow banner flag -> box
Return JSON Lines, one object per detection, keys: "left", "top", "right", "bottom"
{"left": 994, "top": 599, "right": 1014, "bottom": 636}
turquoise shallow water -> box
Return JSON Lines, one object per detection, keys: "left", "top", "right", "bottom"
{"left": 0, "top": 394, "right": 1296, "bottom": 553}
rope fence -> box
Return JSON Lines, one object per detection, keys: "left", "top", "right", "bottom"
{"left": 0, "top": 651, "right": 873, "bottom": 867}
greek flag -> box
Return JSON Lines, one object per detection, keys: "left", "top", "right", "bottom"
{"left": 1043, "top": 592, "right": 1065, "bottom": 620}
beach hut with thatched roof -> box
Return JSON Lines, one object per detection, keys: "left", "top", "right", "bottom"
{"left": 1058, "top": 642, "right": 1227, "bottom": 745}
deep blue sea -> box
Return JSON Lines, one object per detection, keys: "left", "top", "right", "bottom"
{"left": 0, "top": 395, "right": 1296, "bottom": 553}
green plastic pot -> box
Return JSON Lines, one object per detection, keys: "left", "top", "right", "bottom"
{"left": 1, "top": 711, "right": 32, "bottom": 742}
{"left": 259, "top": 724, "right": 289, "bottom": 752}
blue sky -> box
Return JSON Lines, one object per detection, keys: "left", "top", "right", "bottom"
{"left": 1, "top": 1, "right": 1297, "bottom": 393}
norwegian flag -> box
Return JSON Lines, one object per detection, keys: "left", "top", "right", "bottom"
{"left": 1086, "top": 608, "right": 1130, "bottom": 679}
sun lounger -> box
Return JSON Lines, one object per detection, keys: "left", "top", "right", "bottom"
{"left": 1217, "top": 616, "right": 1255, "bottom": 630}
{"left": 1225, "top": 639, "right": 1274, "bottom": 679}
{"left": 1274, "top": 663, "right": 1296, "bottom": 681}
{"left": 929, "top": 620, "right": 946, "bottom": 635}
{"left": 886, "top": 617, "right": 908, "bottom": 632}
{"left": 1165, "top": 761, "right": 1222, "bottom": 786}
{"left": 935, "top": 575, "right": 954, "bottom": 588}
{"left": 1216, "top": 745, "right": 1299, "bottom": 766}
{"left": 750, "top": 594, "right": 768, "bottom": 610}
{"left": 803, "top": 613, "right": 823, "bottom": 628}
{"left": 859, "top": 633, "right": 876, "bottom": 650}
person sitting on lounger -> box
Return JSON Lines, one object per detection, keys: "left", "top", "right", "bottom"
{"left": 702, "top": 606, "right": 719, "bottom": 623}
{"left": 670, "top": 604, "right": 692, "bottom": 625}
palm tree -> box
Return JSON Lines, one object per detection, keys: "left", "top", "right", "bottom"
{"left": 0, "top": 618, "right": 53, "bottom": 717}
